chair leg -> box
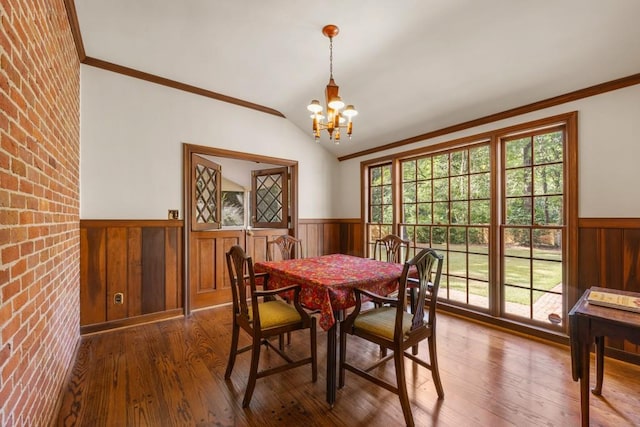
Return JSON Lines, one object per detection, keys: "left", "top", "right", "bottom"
{"left": 225, "top": 322, "right": 240, "bottom": 379}
{"left": 428, "top": 335, "right": 444, "bottom": 398}
{"left": 311, "top": 318, "right": 318, "bottom": 382}
{"left": 242, "top": 338, "right": 262, "bottom": 407}
{"left": 338, "top": 325, "right": 347, "bottom": 388}
{"left": 394, "top": 348, "right": 414, "bottom": 427}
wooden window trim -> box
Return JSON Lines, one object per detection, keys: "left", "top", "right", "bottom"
{"left": 360, "top": 111, "right": 578, "bottom": 334}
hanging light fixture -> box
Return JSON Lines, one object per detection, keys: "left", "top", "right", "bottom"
{"left": 307, "top": 25, "right": 358, "bottom": 144}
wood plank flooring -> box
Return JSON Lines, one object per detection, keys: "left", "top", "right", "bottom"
{"left": 55, "top": 306, "right": 640, "bottom": 426}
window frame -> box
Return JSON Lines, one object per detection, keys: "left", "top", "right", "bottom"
{"left": 361, "top": 112, "right": 578, "bottom": 334}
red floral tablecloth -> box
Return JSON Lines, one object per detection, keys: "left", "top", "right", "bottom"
{"left": 255, "top": 254, "right": 404, "bottom": 331}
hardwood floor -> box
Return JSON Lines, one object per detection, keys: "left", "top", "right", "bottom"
{"left": 55, "top": 306, "right": 640, "bottom": 426}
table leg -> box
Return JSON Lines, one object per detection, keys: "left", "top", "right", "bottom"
{"left": 593, "top": 336, "right": 604, "bottom": 395}
{"left": 579, "top": 341, "right": 590, "bottom": 427}
{"left": 326, "top": 321, "right": 337, "bottom": 407}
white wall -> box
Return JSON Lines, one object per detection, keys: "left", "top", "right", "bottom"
{"left": 335, "top": 84, "right": 640, "bottom": 218}
{"left": 80, "top": 65, "right": 339, "bottom": 219}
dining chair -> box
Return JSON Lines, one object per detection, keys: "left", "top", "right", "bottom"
{"left": 339, "top": 248, "right": 444, "bottom": 427}
{"left": 267, "top": 234, "right": 304, "bottom": 261}
{"left": 371, "top": 234, "right": 411, "bottom": 347}
{"left": 224, "top": 245, "right": 317, "bottom": 407}
{"left": 371, "top": 234, "right": 410, "bottom": 263}
{"left": 266, "top": 234, "right": 305, "bottom": 347}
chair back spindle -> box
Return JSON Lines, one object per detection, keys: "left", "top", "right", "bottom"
{"left": 406, "top": 249, "right": 443, "bottom": 332}
{"left": 372, "top": 234, "right": 410, "bottom": 263}
{"left": 267, "top": 235, "right": 304, "bottom": 261}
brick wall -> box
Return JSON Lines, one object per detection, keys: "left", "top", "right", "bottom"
{"left": 0, "top": 1, "right": 80, "bottom": 425}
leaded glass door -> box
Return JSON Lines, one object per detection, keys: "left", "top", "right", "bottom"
{"left": 192, "top": 154, "right": 222, "bottom": 231}
{"left": 251, "top": 166, "right": 289, "bottom": 229}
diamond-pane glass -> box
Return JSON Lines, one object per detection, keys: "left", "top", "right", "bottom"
{"left": 195, "top": 164, "right": 218, "bottom": 224}
{"left": 256, "top": 174, "right": 283, "bottom": 223}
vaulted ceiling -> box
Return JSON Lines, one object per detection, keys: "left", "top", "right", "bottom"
{"left": 73, "top": 0, "right": 640, "bottom": 159}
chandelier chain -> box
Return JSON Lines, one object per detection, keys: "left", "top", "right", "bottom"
{"left": 329, "top": 37, "right": 333, "bottom": 79}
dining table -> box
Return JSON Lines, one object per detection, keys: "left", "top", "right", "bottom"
{"left": 254, "top": 253, "right": 406, "bottom": 406}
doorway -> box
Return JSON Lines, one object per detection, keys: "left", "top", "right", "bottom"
{"left": 183, "top": 143, "right": 298, "bottom": 313}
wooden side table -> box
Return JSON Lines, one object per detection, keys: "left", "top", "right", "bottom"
{"left": 569, "top": 287, "right": 640, "bottom": 427}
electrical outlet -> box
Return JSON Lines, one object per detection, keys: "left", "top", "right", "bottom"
{"left": 168, "top": 209, "right": 179, "bottom": 220}
{"left": 114, "top": 293, "right": 124, "bottom": 304}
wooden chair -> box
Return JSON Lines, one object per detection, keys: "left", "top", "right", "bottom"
{"left": 224, "top": 245, "right": 317, "bottom": 407}
{"left": 371, "top": 234, "right": 411, "bottom": 335}
{"left": 267, "top": 234, "right": 304, "bottom": 261}
{"left": 339, "top": 248, "right": 444, "bottom": 427}
{"left": 371, "top": 234, "right": 410, "bottom": 263}
{"left": 266, "top": 234, "right": 305, "bottom": 347}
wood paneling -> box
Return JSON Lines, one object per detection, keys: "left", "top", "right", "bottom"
{"left": 106, "top": 227, "right": 128, "bottom": 321}
{"left": 142, "top": 227, "right": 166, "bottom": 314}
{"left": 165, "top": 227, "right": 181, "bottom": 310}
{"left": 80, "top": 219, "right": 363, "bottom": 325}
{"left": 299, "top": 219, "right": 363, "bottom": 257}
{"left": 80, "top": 220, "right": 184, "bottom": 331}
{"left": 577, "top": 218, "right": 640, "bottom": 357}
{"left": 80, "top": 227, "right": 106, "bottom": 325}
{"left": 127, "top": 227, "right": 142, "bottom": 317}
{"left": 189, "top": 229, "right": 244, "bottom": 309}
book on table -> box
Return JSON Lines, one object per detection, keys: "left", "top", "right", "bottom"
{"left": 587, "top": 289, "right": 640, "bottom": 313}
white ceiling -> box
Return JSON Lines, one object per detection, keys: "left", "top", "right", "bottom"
{"left": 74, "top": 0, "right": 640, "bottom": 158}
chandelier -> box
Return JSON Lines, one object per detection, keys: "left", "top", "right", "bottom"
{"left": 307, "top": 25, "right": 357, "bottom": 144}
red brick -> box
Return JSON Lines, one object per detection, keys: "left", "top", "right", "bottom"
{"left": 0, "top": 343, "right": 10, "bottom": 367}
{"left": 19, "top": 241, "right": 33, "bottom": 257}
{"left": 10, "top": 258, "right": 26, "bottom": 276}
{"left": 10, "top": 86, "right": 26, "bottom": 111}
{"left": 0, "top": 171, "right": 19, "bottom": 190}
{"left": 2, "top": 245, "right": 19, "bottom": 264}
{"left": 9, "top": 192, "right": 24, "bottom": 208}
{"left": 0, "top": 0, "right": 80, "bottom": 424}
{"left": 0, "top": 268, "right": 8, "bottom": 286}
{"left": 0, "top": 149, "right": 9, "bottom": 169}
{"left": 0, "top": 209, "right": 19, "bottom": 225}
{"left": 0, "top": 189, "right": 9, "bottom": 207}
{"left": 1, "top": 314, "right": 20, "bottom": 345}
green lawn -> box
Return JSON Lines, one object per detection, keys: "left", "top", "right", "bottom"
{"left": 445, "top": 244, "right": 562, "bottom": 305}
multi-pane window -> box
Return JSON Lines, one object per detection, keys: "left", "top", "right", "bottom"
{"left": 367, "top": 163, "right": 393, "bottom": 255}
{"left": 399, "top": 143, "right": 491, "bottom": 309}
{"left": 364, "top": 116, "right": 573, "bottom": 332}
{"left": 501, "top": 128, "right": 564, "bottom": 325}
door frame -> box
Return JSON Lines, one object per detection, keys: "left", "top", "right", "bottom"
{"left": 182, "top": 143, "right": 299, "bottom": 314}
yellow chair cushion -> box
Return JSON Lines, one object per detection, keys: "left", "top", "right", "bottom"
{"left": 249, "top": 300, "right": 302, "bottom": 329}
{"left": 354, "top": 307, "right": 413, "bottom": 340}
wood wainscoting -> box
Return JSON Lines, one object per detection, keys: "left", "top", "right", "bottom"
{"left": 79, "top": 219, "right": 363, "bottom": 332}
{"left": 298, "top": 218, "right": 363, "bottom": 257}
{"left": 188, "top": 227, "right": 288, "bottom": 310}
{"left": 80, "top": 220, "right": 183, "bottom": 334}
{"left": 578, "top": 218, "right": 640, "bottom": 358}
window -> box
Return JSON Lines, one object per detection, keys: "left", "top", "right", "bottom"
{"left": 367, "top": 163, "right": 393, "bottom": 256}
{"left": 192, "top": 154, "right": 222, "bottom": 231}
{"left": 252, "top": 166, "right": 289, "bottom": 229}
{"left": 363, "top": 114, "right": 576, "bottom": 332}
{"left": 400, "top": 143, "right": 491, "bottom": 309}
{"left": 501, "top": 128, "right": 564, "bottom": 324}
